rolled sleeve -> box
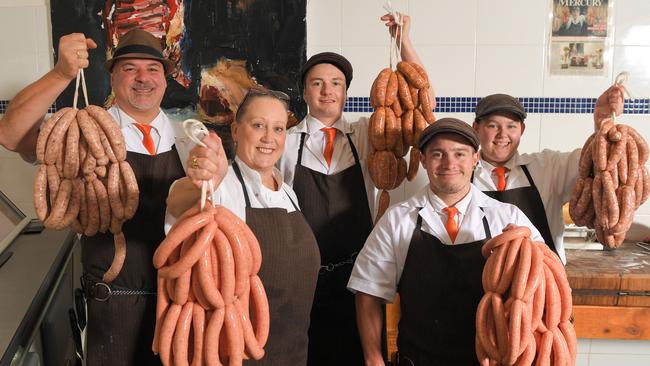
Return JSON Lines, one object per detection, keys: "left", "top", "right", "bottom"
{"left": 347, "top": 204, "right": 416, "bottom": 303}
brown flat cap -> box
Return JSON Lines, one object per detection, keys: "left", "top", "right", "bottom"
{"left": 418, "top": 117, "right": 479, "bottom": 151}
{"left": 104, "top": 29, "right": 175, "bottom": 75}
{"left": 301, "top": 52, "right": 353, "bottom": 90}
{"left": 474, "top": 94, "right": 527, "bottom": 122}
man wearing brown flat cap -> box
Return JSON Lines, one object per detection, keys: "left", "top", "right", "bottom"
{"left": 470, "top": 91, "right": 624, "bottom": 264}
{"left": 0, "top": 29, "right": 206, "bottom": 365}
{"left": 348, "top": 118, "right": 542, "bottom": 366}
{"left": 276, "top": 13, "right": 434, "bottom": 365}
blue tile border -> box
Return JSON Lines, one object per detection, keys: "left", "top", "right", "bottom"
{"left": 343, "top": 97, "right": 650, "bottom": 115}
{"left": 0, "top": 100, "right": 57, "bottom": 114}
{"left": 0, "top": 98, "right": 648, "bottom": 115}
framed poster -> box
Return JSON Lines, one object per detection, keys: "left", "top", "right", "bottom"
{"left": 548, "top": 0, "right": 612, "bottom": 76}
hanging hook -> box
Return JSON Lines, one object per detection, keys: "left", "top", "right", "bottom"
{"left": 182, "top": 119, "right": 214, "bottom": 210}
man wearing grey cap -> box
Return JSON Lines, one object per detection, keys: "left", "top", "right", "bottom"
{"left": 470, "top": 91, "right": 623, "bottom": 264}
{"left": 348, "top": 118, "right": 542, "bottom": 365}
{"left": 276, "top": 13, "right": 434, "bottom": 366}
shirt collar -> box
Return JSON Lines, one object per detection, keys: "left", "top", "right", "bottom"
{"left": 477, "top": 151, "right": 532, "bottom": 172}
{"left": 233, "top": 156, "right": 284, "bottom": 191}
{"left": 425, "top": 185, "right": 473, "bottom": 215}
{"left": 294, "top": 114, "right": 353, "bottom": 135}
{"left": 111, "top": 105, "right": 165, "bottom": 132}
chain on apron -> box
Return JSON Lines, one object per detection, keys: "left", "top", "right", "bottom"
{"left": 318, "top": 251, "right": 358, "bottom": 275}
{"left": 82, "top": 274, "right": 156, "bottom": 302}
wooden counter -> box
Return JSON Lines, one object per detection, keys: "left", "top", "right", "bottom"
{"left": 566, "top": 241, "right": 650, "bottom": 340}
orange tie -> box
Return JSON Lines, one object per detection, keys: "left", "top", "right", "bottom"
{"left": 443, "top": 206, "right": 459, "bottom": 243}
{"left": 494, "top": 166, "right": 508, "bottom": 191}
{"left": 321, "top": 127, "right": 337, "bottom": 166}
{"left": 134, "top": 123, "right": 156, "bottom": 155}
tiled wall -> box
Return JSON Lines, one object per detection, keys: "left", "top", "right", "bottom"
{"left": 307, "top": 0, "right": 650, "bottom": 244}
{"left": 0, "top": 0, "right": 649, "bottom": 364}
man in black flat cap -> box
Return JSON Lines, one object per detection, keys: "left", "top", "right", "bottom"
{"left": 348, "top": 118, "right": 542, "bottom": 366}
{"left": 470, "top": 90, "right": 624, "bottom": 265}
{"left": 0, "top": 29, "right": 211, "bottom": 365}
{"left": 276, "top": 13, "right": 434, "bottom": 365}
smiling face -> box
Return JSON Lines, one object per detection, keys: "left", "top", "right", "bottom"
{"left": 302, "top": 63, "right": 346, "bottom": 126}
{"left": 420, "top": 133, "right": 479, "bottom": 202}
{"left": 231, "top": 96, "right": 288, "bottom": 175}
{"left": 473, "top": 113, "right": 525, "bottom": 166}
{"left": 110, "top": 58, "right": 167, "bottom": 120}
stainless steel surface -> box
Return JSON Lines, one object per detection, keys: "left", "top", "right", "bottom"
{"left": 0, "top": 228, "right": 75, "bottom": 364}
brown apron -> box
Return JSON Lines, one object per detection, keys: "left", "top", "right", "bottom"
{"left": 396, "top": 208, "right": 490, "bottom": 366}
{"left": 81, "top": 147, "right": 184, "bottom": 366}
{"left": 472, "top": 164, "right": 557, "bottom": 254}
{"left": 292, "top": 132, "right": 373, "bottom": 366}
{"left": 232, "top": 162, "right": 320, "bottom": 366}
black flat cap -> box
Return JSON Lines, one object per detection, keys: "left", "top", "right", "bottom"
{"left": 418, "top": 118, "right": 479, "bottom": 151}
{"left": 474, "top": 94, "right": 527, "bottom": 123}
{"left": 301, "top": 52, "right": 353, "bottom": 90}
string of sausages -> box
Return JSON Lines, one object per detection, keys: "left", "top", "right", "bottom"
{"left": 368, "top": 61, "right": 436, "bottom": 222}
{"left": 33, "top": 104, "right": 139, "bottom": 283}
{"left": 569, "top": 118, "right": 649, "bottom": 248}
{"left": 476, "top": 227, "right": 577, "bottom": 366}
{"left": 152, "top": 201, "right": 270, "bottom": 366}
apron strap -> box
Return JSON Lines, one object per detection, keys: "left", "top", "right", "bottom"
{"left": 415, "top": 207, "right": 492, "bottom": 240}
{"left": 520, "top": 164, "right": 536, "bottom": 188}
{"left": 231, "top": 161, "right": 252, "bottom": 208}
{"left": 296, "top": 131, "right": 359, "bottom": 166}
{"left": 282, "top": 186, "right": 300, "bottom": 211}
{"left": 297, "top": 132, "right": 307, "bottom": 164}
{"left": 345, "top": 133, "right": 361, "bottom": 164}
{"left": 234, "top": 159, "right": 300, "bottom": 211}
{"left": 479, "top": 207, "right": 492, "bottom": 239}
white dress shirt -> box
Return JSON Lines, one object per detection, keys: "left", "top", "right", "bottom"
{"left": 277, "top": 114, "right": 378, "bottom": 216}
{"left": 472, "top": 149, "right": 581, "bottom": 263}
{"left": 107, "top": 105, "right": 194, "bottom": 168}
{"left": 347, "top": 184, "right": 543, "bottom": 303}
{"left": 164, "top": 157, "right": 300, "bottom": 232}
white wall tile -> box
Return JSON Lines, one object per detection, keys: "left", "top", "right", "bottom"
{"left": 590, "top": 339, "right": 650, "bottom": 355}
{"left": 306, "top": 45, "right": 343, "bottom": 58}
{"left": 539, "top": 113, "right": 593, "bottom": 152}
{"left": 409, "top": 0, "right": 477, "bottom": 45}
{"left": 342, "top": 45, "right": 391, "bottom": 98}
{"left": 577, "top": 338, "right": 591, "bottom": 354}
{"left": 612, "top": 46, "right": 650, "bottom": 98}
{"left": 34, "top": 4, "right": 52, "bottom": 74}
{"left": 0, "top": 0, "right": 44, "bottom": 7}
{"left": 341, "top": 0, "right": 392, "bottom": 47}
{"left": 589, "top": 354, "right": 650, "bottom": 366}
{"left": 543, "top": 73, "right": 613, "bottom": 98}
{"left": 614, "top": 0, "right": 650, "bottom": 46}
{"left": 307, "top": 0, "right": 341, "bottom": 48}
{"left": 518, "top": 113, "right": 541, "bottom": 154}
{"left": 0, "top": 56, "right": 40, "bottom": 100}
{"left": 417, "top": 45, "right": 476, "bottom": 97}
{"left": 476, "top": 0, "right": 548, "bottom": 45}
{"left": 475, "top": 45, "right": 545, "bottom": 97}
{"left": 575, "top": 353, "right": 589, "bottom": 366}
{"left": 0, "top": 158, "right": 37, "bottom": 218}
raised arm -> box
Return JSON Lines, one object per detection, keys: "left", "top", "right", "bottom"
{"left": 0, "top": 33, "right": 96, "bottom": 161}
{"left": 381, "top": 13, "right": 435, "bottom": 107}
{"left": 166, "top": 131, "right": 229, "bottom": 217}
{"left": 593, "top": 84, "right": 624, "bottom": 130}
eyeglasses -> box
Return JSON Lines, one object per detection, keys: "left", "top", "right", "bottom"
{"left": 246, "top": 87, "right": 290, "bottom": 101}
{"left": 235, "top": 87, "right": 290, "bottom": 121}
